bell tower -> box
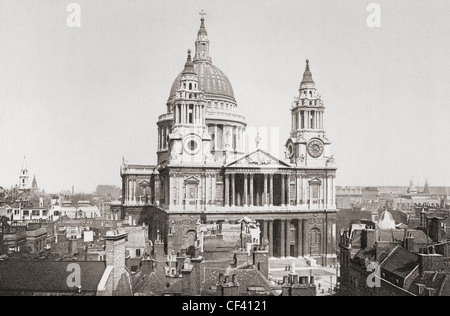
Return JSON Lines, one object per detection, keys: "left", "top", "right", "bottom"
{"left": 19, "top": 156, "right": 29, "bottom": 191}
{"left": 168, "top": 49, "right": 212, "bottom": 164}
{"left": 285, "top": 60, "right": 334, "bottom": 168}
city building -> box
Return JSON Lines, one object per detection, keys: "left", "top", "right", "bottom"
{"left": 339, "top": 210, "right": 450, "bottom": 296}
{"left": 0, "top": 228, "right": 133, "bottom": 296}
{"left": 119, "top": 15, "right": 338, "bottom": 264}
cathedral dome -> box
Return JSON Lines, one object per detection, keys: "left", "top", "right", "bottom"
{"left": 378, "top": 209, "right": 396, "bottom": 230}
{"left": 167, "top": 16, "right": 236, "bottom": 104}
{"left": 169, "top": 62, "right": 235, "bottom": 103}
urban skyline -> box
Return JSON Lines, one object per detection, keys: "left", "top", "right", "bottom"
{"left": 1, "top": 0, "right": 450, "bottom": 299}
{"left": 1, "top": 0, "right": 449, "bottom": 192}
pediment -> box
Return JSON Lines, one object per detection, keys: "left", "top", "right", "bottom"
{"left": 139, "top": 180, "right": 151, "bottom": 188}
{"left": 184, "top": 176, "right": 200, "bottom": 184}
{"left": 227, "top": 149, "right": 291, "bottom": 168}
{"left": 309, "top": 177, "right": 322, "bottom": 185}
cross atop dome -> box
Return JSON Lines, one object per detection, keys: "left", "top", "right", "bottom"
{"left": 197, "top": 10, "right": 208, "bottom": 37}
{"left": 199, "top": 9, "right": 206, "bottom": 20}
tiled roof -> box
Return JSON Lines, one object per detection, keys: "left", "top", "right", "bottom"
{"left": 203, "top": 236, "right": 232, "bottom": 252}
{"left": 380, "top": 246, "right": 420, "bottom": 279}
{"left": 0, "top": 260, "right": 106, "bottom": 294}
{"left": 164, "top": 279, "right": 183, "bottom": 294}
{"left": 409, "top": 271, "right": 449, "bottom": 296}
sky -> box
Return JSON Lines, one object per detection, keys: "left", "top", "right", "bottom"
{"left": 0, "top": 0, "right": 449, "bottom": 193}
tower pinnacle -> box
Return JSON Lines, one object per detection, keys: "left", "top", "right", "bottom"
{"left": 301, "top": 59, "right": 315, "bottom": 84}
{"left": 194, "top": 12, "right": 212, "bottom": 63}
{"left": 182, "top": 49, "right": 196, "bottom": 75}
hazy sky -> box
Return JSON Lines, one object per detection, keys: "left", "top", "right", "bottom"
{"left": 1, "top": 0, "right": 449, "bottom": 193}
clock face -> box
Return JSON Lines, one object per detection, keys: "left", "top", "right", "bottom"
{"left": 307, "top": 139, "right": 324, "bottom": 158}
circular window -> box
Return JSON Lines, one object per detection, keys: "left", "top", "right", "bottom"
{"left": 184, "top": 136, "right": 201, "bottom": 155}
{"left": 287, "top": 143, "right": 294, "bottom": 159}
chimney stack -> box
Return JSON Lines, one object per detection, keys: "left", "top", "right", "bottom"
{"left": 102, "top": 229, "right": 129, "bottom": 295}
{"left": 405, "top": 236, "right": 415, "bottom": 252}
{"left": 252, "top": 245, "right": 269, "bottom": 279}
{"left": 217, "top": 273, "right": 240, "bottom": 296}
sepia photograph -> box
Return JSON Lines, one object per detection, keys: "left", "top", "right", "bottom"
{"left": 0, "top": 0, "right": 449, "bottom": 302}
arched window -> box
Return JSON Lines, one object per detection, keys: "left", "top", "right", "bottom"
{"left": 310, "top": 228, "right": 321, "bottom": 255}
{"left": 189, "top": 83, "right": 192, "bottom": 90}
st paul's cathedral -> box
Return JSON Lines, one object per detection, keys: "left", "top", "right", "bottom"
{"left": 118, "top": 15, "right": 338, "bottom": 263}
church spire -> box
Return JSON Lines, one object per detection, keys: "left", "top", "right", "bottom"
{"left": 19, "top": 156, "right": 29, "bottom": 190}
{"left": 194, "top": 10, "right": 212, "bottom": 63}
{"left": 423, "top": 178, "right": 430, "bottom": 194}
{"left": 21, "top": 155, "right": 27, "bottom": 171}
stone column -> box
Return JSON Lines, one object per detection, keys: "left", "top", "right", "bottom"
{"left": 155, "top": 175, "right": 161, "bottom": 207}
{"left": 186, "top": 104, "right": 189, "bottom": 124}
{"left": 211, "top": 174, "right": 216, "bottom": 207}
{"left": 178, "top": 176, "right": 184, "bottom": 208}
{"left": 125, "top": 179, "right": 129, "bottom": 204}
{"left": 133, "top": 179, "right": 136, "bottom": 203}
{"left": 280, "top": 220, "right": 286, "bottom": 258}
{"left": 214, "top": 125, "right": 218, "bottom": 150}
{"left": 296, "top": 174, "right": 301, "bottom": 206}
{"left": 269, "top": 174, "right": 274, "bottom": 207}
{"left": 224, "top": 174, "right": 230, "bottom": 207}
{"left": 231, "top": 174, "right": 236, "bottom": 207}
{"left": 268, "top": 221, "right": 274, "bottom": 257}
{"left": 157, "top": 127, "right": 160, "bottom": 149}
{"left": 286, "top": 175, "right": 291, "bottom": 207}
{"left": 169, "top": 176, "right": 176, "bottom": 207}
{"left": 264, "top": 174, "right": 268, "bottom": 207}
{"left": 281, "top": 175, "right": 286, "bottom": 207}
{"left": 196, "top": 105, "right": 199, "bottom": 124}
{"left": 243, "top": 174, "right": 248, "bottom": 207}
{"left": 249, "top": 174, "right": 254, "bottom": 207}
{"left": 263, "top": 221, "right": 268, "bottom": 244}
{"left": 307, "top": 111, "right": 310, "bottom": 129}
{"left": 309, "top": 182, "right": 312, "bottom": 210}
{"left": 291, "top": 113, "right": 295, "bottom": 132}
{"left": 205, "top": 173, "right": 209, "bottom": 209}
{"left": 297, "top": 219, "right": 303, "bottom": 257}
{"left": 165, "top": 127, "right": 169, "bottom": 148}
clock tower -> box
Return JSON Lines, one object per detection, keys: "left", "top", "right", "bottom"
{"left": 167, "top": 49, "right": 212, "bottom": 165}
{"left": 285, "top": 59, "right": 334, "bottom": 168}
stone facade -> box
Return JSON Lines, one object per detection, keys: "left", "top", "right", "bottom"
{"left": 120, "top": 16, "right": 337, "bottom": 263}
